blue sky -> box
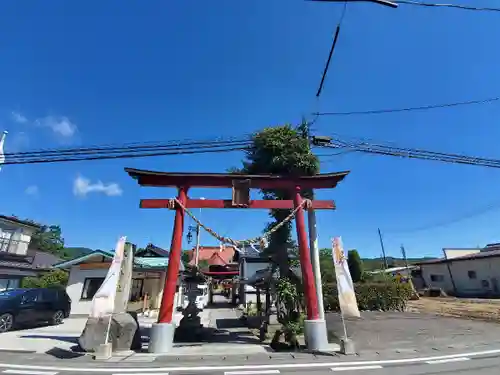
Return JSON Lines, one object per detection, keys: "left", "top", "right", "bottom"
{"left": 1, "top": 0, "right": 499, "bottom": 260}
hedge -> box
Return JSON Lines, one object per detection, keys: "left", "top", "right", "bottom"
{"left": 323, "top": 282, "right": 413, "bottom": 312}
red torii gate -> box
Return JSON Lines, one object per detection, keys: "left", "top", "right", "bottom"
{"left": 125, "top": 168, "right": 349, "bottom": 352}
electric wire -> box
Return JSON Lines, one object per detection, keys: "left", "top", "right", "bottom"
{"left": 4, "top": 136, "right": 253, "bottom": 166}
{"left": 313, "top": 96, "right": 500, "bottom": 116}
{"left": 314, "top": 134, "right": 500, "bottom": 169}
{"left": 315, "top": 1, "right": 348, "bottom": 98}
{"left": 385, "top": 199, "right": 500, "bottom": 234}
{"left": 396, "top": 0, "right": 500, "bottom": 12}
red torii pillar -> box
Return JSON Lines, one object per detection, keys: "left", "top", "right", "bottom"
{"left": 125, "top": 168, "right": 350, "bottom": 353}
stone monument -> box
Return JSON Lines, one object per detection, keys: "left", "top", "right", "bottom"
{"left": 79, "top": 241, "right": 140, "bottom": 354}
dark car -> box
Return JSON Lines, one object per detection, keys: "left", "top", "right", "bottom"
{"left": 0, "top": 288, "right": 71, "bottom": 333}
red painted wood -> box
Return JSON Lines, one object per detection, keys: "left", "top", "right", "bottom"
{"left": 125, "top": 168, "right": 349, "bottom": 189}
{"left": 294, "top": 187, "right": 319, "bottom": 320}
{"left": 140, "top": 199, "right": 336, "bottom": 210}
{"left": 158, "top": 187, "right": 187, "bottom": 324}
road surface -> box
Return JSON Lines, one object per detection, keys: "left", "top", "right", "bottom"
{"left": 0, "top": 350, "right": 498, "bottom": 375}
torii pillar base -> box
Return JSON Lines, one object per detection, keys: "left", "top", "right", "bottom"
{"left": 304, "top": 319, "right": 329, "bottom": 351}
{"left": 148, "top": 322, "right": 175, "bottom": 353}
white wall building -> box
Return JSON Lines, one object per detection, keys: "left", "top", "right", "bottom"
{"left": 0, "top": 215, "right": 41, "bottom": 290}
{"left": 55, "top": 248, "right": 184, "bottom": 316}
{"left": 419, "top": 249, "right": 500, "bottom": 297}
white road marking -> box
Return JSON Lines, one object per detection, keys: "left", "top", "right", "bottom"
{"left": 225, "top": 371, "right": 280, "bottom": 375}
{"left": 426, "top": 357, "right": 471, "bottom": 364}
{"left": 331, "top": 365, "right": 383, "bottom": 371}
{"left": 3, "top": 370, "right": 58, "bottom": 375}
{"left": 112, "top": 373, "right": 169, "bottom": 375}
{"left": 0, "top": 348, "right": 497, "bottom": 372}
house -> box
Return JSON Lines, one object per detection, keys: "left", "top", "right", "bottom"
{"left": 0, "top": 215, "right": 42, "bottom": 290}
{"left": 418, "top": 245, "right": 500, "bottom": 297}
{"left": 54, "top": 244, "right": 184, "bottom": 316}
{"left": 236, "top": 245, "right": 272, "bottom": 305}
{"left": 184, "top": 245, "right": 236, "bottom": 268}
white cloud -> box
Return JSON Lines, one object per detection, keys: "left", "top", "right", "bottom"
{"left": 35, "top": 116, "right": 77, "bottom": 138}
{"left": 73, "top": 175, "right": 123, "bottom": 198}
{"left": 9, "top": 112, "right": 78, "bottom": 140}
{"left": 11, "top": 112, "right": 28, "bottom": 124}
{"left": 25, "top": 185, "right": 39, "bottom": 196}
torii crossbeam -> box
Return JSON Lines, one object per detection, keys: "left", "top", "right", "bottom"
{"left": 125, "top": 167, "right": 350, "bottom": 353}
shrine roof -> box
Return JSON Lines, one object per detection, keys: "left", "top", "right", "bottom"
{"left": 124, "top": 168, "right": 350, "bottom": 189}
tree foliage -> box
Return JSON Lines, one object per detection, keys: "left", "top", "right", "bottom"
{"left": 30, "top": 225, "right": 67, "bottom": 258}
{"left": 236, "top": 124, "right": 319, "bottom": 348}
{"left": 347, "top": 249, "right": 364, "bottom": 283}
{"left": 239, "top": 124, "right": 320, "bottom": 274}
{"left": 22, "top": 269, "right": 69, "bottom": 289}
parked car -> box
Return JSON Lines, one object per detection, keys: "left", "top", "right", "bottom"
{"left": 0, "top": 288, "right": 71, "bottom": 333}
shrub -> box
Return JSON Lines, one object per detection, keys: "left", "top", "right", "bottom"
{"left": 21, "top": 269, "right": 69, "bottom": 289}
{"left": 323, "top": 281, "right": 413, "bottom": 312}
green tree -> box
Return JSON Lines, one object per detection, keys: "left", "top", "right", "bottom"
{"left": 347, "top": 249, "right": 363, "bottom": 283}
{"left": 30, "top": 225, "right": 66, "bottom": 258}
{"left": 235, "top": 123, "right": 319, "bottom": 348}
{"left": 319, "top": 248, "right": 336, "bottom": 284}
{"left": 238, "top": 123, "right": 319, "bottom": 276}
{"left": 22, "top": 269, "right": 69, "bottom": 288}
{"left": 181, "top": 251, "right": 190, "bottom": 266}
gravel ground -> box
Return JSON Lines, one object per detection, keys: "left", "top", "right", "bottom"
{"left": 326, "top": 311, "right": 500, "bottom": 352}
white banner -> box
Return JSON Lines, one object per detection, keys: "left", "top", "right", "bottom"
{"left": 332, "top": 237, "right": 360, "bottom": 318}
{"left": 89, "top": 236, "right": 126, "bottom": 318}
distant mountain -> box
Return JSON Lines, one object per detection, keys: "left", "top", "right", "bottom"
{"left": 362, "top": 256, "right": 434, "bottom": 271}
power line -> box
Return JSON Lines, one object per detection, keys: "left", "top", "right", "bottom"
{"left": 385, "top": 199, "right": 500, "bottom": 234}
{"left": 313, "top": 96, "right": 500, "bottom": 116}
{"left": 315, "top": 2, "right": 348, "bottom": 98}
{"left": 396, "top": 1, "right": 500, "bottom": 12}
{"left": 4, "top": 137, "right": 252, "bottom": 166}
{"left": 312, "top": 133, "right": 500, "bottom": 169}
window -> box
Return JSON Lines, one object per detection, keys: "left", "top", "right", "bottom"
{"left": 21, "top": 290, "right": 40, "bottom": 303}
{"left": 0, "top": 278, "right": 20, "bottom": 291}
{"left": 41, "top": 289, "right": 58, "bottom": 302}
{"left": 430, "top": 274, "right": 444, "bottom": 282}
{"left": 481, "top": 280, "right": 490, "bottom": 288}
{"left": 81, "top": 278, "right": 104, "bottom": 300}
{"left": 468, "top": 270, "right": 477, "bottom": 279}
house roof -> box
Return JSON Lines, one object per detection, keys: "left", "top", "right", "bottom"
{"left": 186, "top": 246, "right": 235, "bottom": 266}
{"left": 136, "top": 243, "right": 169, "bottom": 257}
{"left": 0, "top": 252, "right": 33, "bottom": 268}
{"left": 27, "top": 249, "right": 63, "bottom": 269}
{"left": 207, "top": 252, "right": 228, "bottom": 267}
{"left": 53, "top": 249, "right": 184, "bottom": 271}
{"left": 0, "top": 215, "right": 41, "bottom": 230}
{"left": 418, "top": 249, "right": 500, "bottom": 265}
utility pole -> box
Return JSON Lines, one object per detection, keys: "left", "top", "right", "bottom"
{"left": 194, "top": 224, "right": 201, "bottom": 267}
{"left": 194, "top": 197, "right": 205, "bottom": 267}
{"left": 377, "top": 228, "right": 388, "bottom": 270}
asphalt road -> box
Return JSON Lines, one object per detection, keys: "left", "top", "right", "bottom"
{"left": 0, "top": 351, "right": 498, "bottom": 375}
